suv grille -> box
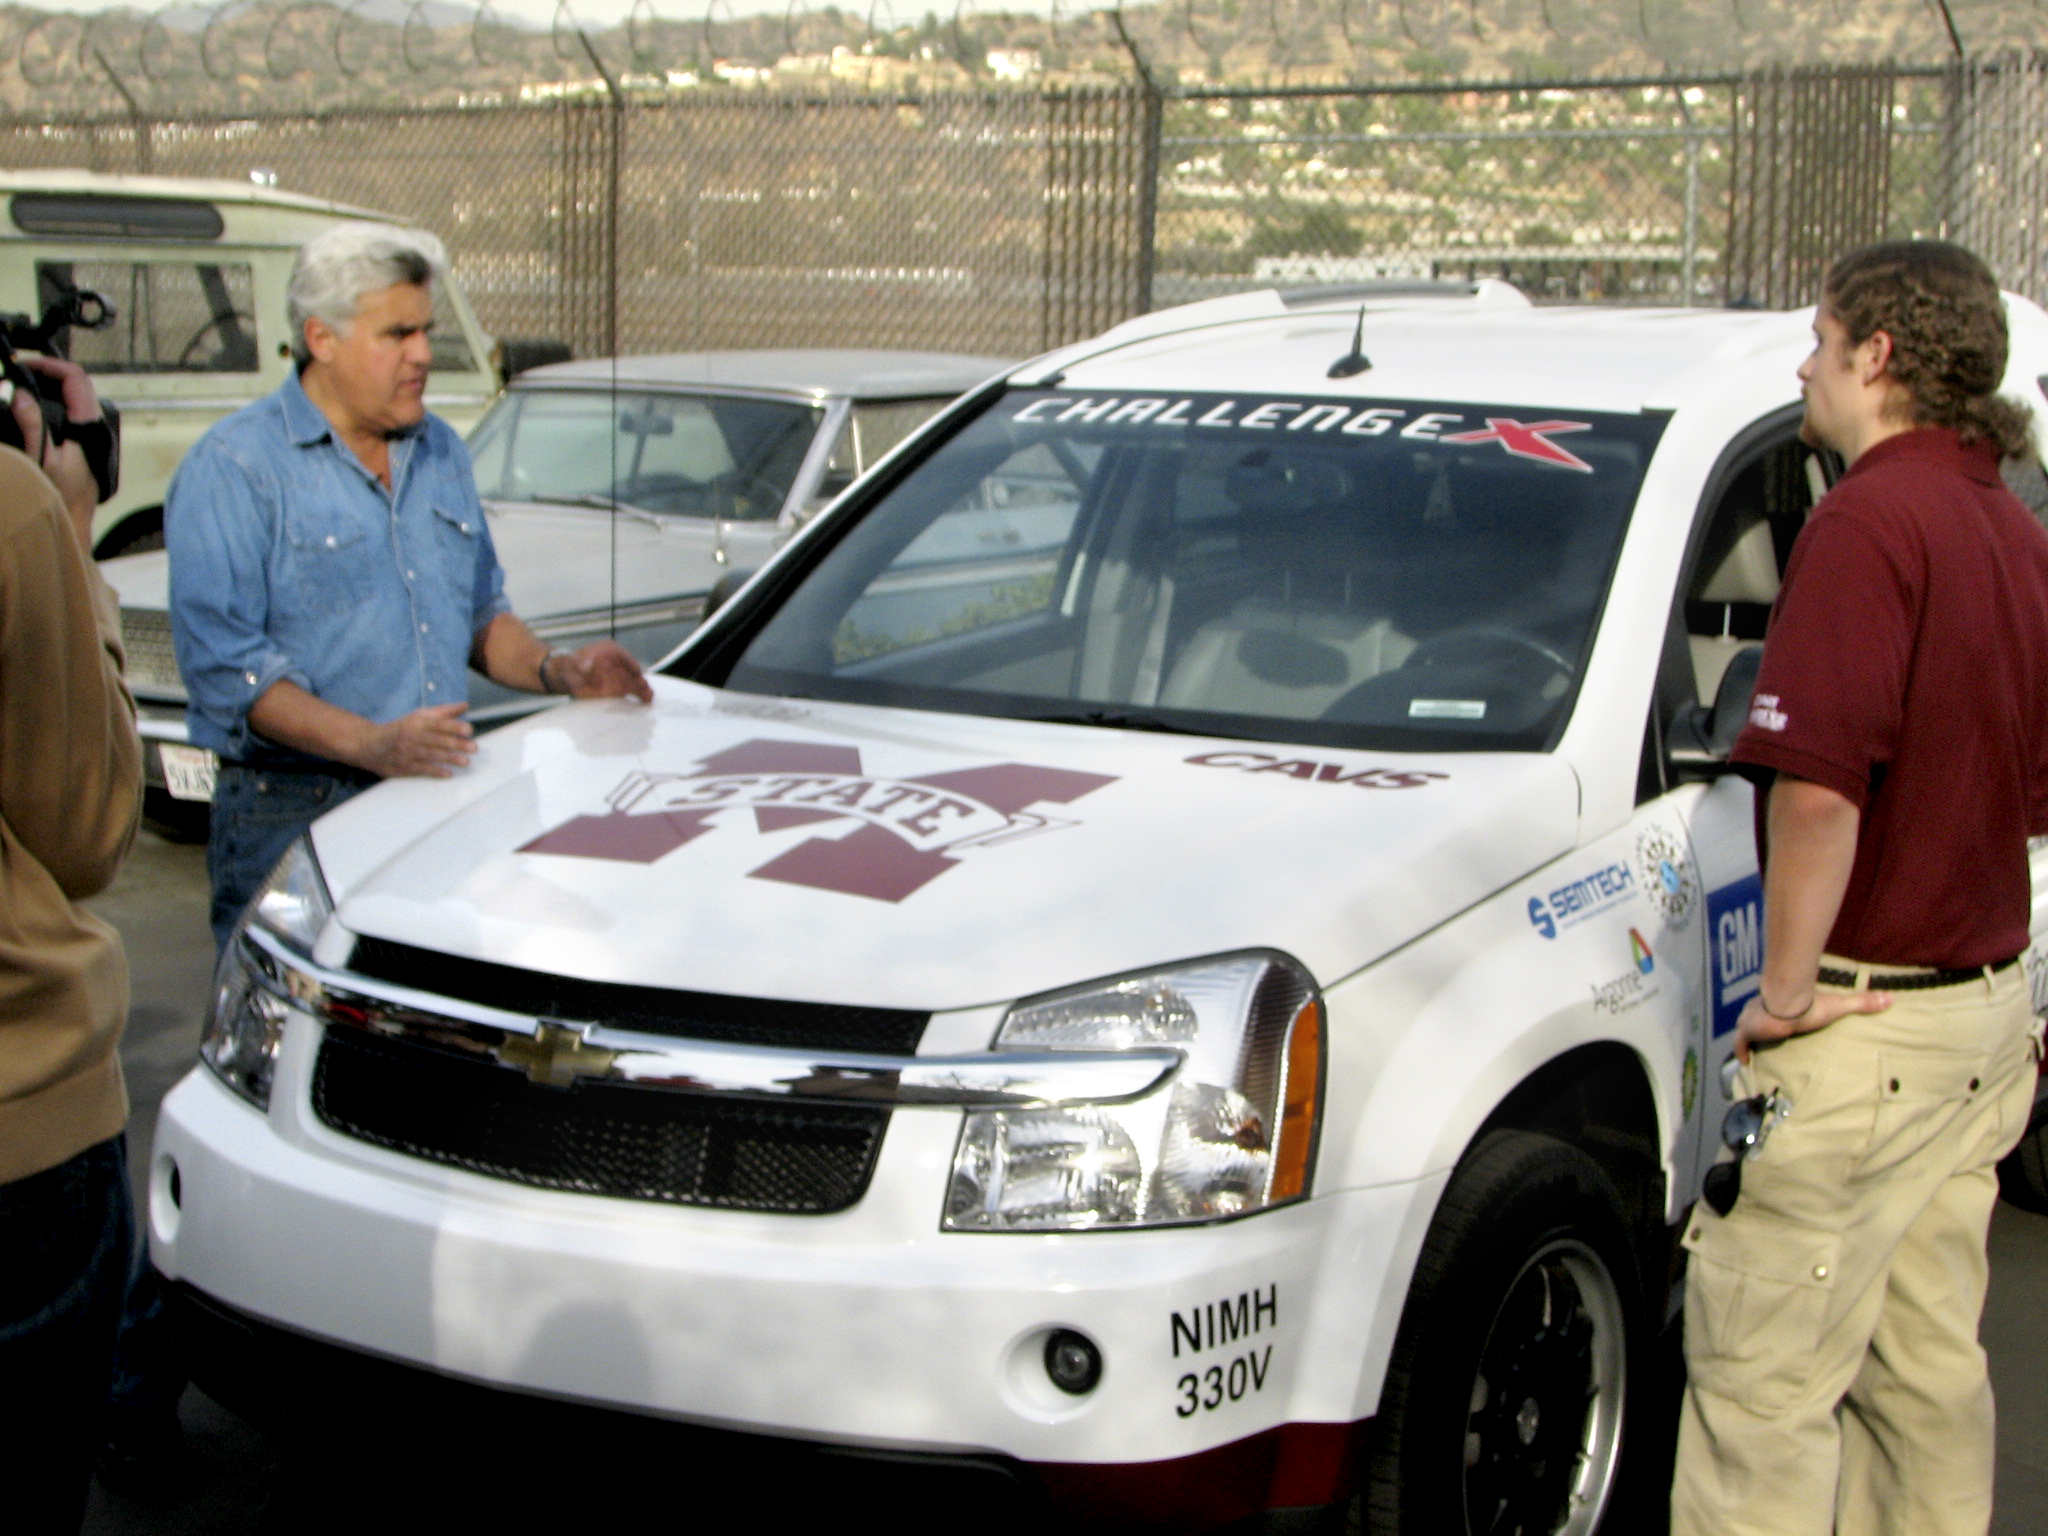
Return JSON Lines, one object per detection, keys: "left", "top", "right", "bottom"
{"left": 313, "top": 1026, "right": 887, "bottom": 1214}
{"left": 119, "top": 608, "right": 185, "bottom": 697}
{"left": 346, "top": 936, "right": 928, "bottom": 1053}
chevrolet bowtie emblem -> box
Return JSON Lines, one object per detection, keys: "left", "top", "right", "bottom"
{"left": 496, "top": 1021, "right": 618, "bottom": 1088}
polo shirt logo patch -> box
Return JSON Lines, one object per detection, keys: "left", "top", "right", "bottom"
{"left": 1749, "top": 693, "right": 1788, "bottom": 731}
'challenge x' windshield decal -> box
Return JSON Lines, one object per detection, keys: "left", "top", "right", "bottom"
{"left": 1008, "top": 393, "right": 1598, "bottom": 472}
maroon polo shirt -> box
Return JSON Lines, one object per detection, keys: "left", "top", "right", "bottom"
{"left": 1730, "top": 427, "right": 2048, "bottom": 968}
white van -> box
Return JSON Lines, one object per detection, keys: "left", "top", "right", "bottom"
{"left": 148, "top": 281, "right": 2048, "bottom": 1532}
{"left": 0, "top": 169, "right": 499, "bottom": 557}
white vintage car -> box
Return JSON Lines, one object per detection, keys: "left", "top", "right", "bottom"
{"left": 149, "top": 281, "right": 2048, "bottom": 1532}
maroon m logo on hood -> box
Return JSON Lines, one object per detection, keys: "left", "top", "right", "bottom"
{"left": 519, "top": 738, "right": 1117, "bottom": 902}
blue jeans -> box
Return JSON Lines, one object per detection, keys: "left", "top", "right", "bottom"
{"left": 207, "top": 764, "right": 370, "bottom": 951}
{"left": 0, "top": 1137, "right": 135, "bottom": 1534}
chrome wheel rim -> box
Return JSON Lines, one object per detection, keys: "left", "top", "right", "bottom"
{"left": 1461, "top": 1238, "right": 1627, "bottom": 1536}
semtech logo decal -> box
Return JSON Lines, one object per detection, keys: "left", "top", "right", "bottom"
{"left": 1629, "top": 928, "right": 1655, "bottom": 975}
{"left": 518, "top": 737, "right": 1116, "bottom": 903}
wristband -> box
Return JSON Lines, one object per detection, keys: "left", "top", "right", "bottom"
{"left": 1758, "top": 993, "right": 1813, "bottom": 1024}
{"left": 538, "top": 650, "right": 571, "bottom": 695}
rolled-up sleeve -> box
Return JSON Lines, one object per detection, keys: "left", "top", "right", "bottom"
{"left": 166, "top": 441, "right": 313, "bottom": 758}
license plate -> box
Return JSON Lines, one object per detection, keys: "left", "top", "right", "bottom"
{"left": 159, "top": 743, "right": 218, "bottom": 802}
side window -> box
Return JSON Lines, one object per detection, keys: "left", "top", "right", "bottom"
{"left": 2004, "top": 454, "right": 2048, "bottom": 528}
{"left": 832, "top": 440, "right": 1090, "bottom": 665}
{"left": 466, "top": 397, "right": 514, "bottom": 497}
{"left": 1681, "top": 435, "right": 1815, "bottom": 706}
{"left": 852, "top": 398, "right": 948, "bottom": 470}
{"left": 1642, "top": 420, "right": 1820, "bottom": 801}
{"left": 430, "top": 328, "right": 477, "bottom": 374}
{"left": 816, "top": 398, "right": 953, "bottom": 509}
{"left": 45, "top": 261, "right": 257, "bottom": 373}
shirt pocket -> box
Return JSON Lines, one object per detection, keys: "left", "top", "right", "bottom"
{"left": 1682, "top": 1208, "right": 1842, "bottom": 1415}
{"left": 428, "top": 500, "right": 485, "bottom": 590}
{"left": 280, "top": 498, "right": 380, "bottom": 616}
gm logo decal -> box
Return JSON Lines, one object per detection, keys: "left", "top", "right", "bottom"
{"left": 1708, "top": 874, "right": 1764, "bottom": 1037}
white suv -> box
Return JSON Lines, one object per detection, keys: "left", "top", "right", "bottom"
{"left": 149, "top": 280, "right": 2048, "bottom": 1532}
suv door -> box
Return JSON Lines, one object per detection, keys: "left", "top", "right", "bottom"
{"left": 1648, "top": 409, "right": 1828, "bottom": 1184}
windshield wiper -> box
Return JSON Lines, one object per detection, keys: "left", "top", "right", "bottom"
{"left": 527, "top": 491, "right": 626, "bottom": 511}
{"left": 524, "top": 492, "right": 665, "bottom": 528}
{"left": 1027, "top": 708, "right": 1223, "bottom": 737}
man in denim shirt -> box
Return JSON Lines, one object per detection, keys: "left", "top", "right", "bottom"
{"left": 168, "top": 223, "right": 651, "bottom": 950}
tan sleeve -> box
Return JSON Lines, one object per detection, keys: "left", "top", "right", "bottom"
{"left": 0, "top": 450, "right": 140, "bottom": 900}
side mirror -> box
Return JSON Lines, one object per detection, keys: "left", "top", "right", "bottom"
{"left": 704, "top": 566, "right": 759, "bottom": 618}
{"left": 1668, "top": 643, "right": 1764, "bottom": 768}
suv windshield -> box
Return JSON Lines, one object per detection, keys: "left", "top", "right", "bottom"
{"left": 694, "top": 388, "right": 1665, "bottom": 751}
{"left": 468, "top": 388, "right": 821, "bottom": 521}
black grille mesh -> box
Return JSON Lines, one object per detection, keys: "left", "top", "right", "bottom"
{"left": 346, "top": 935, "right": 927, "bottom": 1053}
{"left": 313, "top": 1027, "right": 887, "bottom": 1214}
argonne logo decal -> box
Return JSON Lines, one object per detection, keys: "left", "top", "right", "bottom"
{"left": 518, "top": 738, "right": 1116, "bottom": 903}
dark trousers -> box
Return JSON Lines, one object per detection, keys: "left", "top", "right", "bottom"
{"left": 206, "top": 763, "right": 370, "bottom": 951}
{"left": 0, "top": 1137, "right": 135, "bottom": 1534}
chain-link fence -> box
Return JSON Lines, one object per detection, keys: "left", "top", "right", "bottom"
{"left": 1154, "top": 78, "right": 1733, "bottom": 307}
{"left": 6, "top": 31, "right": 2048, "bottom": 359}
{"left": 0, "top": 85, "right": 1155, "bottom": 359}
{"left": 1162, "top": 55, "right": 2048, "bottom": 312}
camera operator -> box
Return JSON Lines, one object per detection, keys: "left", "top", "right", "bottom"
{"left": 0, "top": 352, "right": 143, "bottom": 1533}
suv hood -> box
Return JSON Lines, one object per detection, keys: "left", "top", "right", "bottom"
{"left": 316, "top": 681, "right": 1579, "bottom": 1011}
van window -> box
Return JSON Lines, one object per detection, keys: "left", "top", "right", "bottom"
{"left": 43, "top": 261, "right": 257, "bottom": 373}
{"left": 11, "top": 193, "right": 223, "bottom": 242}
{"left": 430, "top": 327, "right": 477, "bottom": 375}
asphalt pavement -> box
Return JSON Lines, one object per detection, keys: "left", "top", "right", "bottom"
{"left": 76, "top": 822, "right": 2048, "bottom": 1534}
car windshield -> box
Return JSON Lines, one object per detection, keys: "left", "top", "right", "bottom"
{"left": 691, "top": 388, "right": 1666, "bottom": 751}
{"left": 467, "top": 388, "right": 822, "bottom": 521}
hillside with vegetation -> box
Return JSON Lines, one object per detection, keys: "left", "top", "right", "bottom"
{"left": 0, "top": 0, "right": 2027, "bottom": 116}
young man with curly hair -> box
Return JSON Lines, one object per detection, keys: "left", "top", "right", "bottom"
{"left": 1672, "top": 241, "right": 2048, "bottom": 1535}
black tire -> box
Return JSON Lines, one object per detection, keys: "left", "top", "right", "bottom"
{"left": 1363, "top": 1130, "right": 1644, "bottom": 1536}
{"left": 1997, "top": 1077, "right": 2048, "bottom": 1214}
{"left": 96, "top": 510, "right": 165, "bottom": 560}
{"left": 141, "top": 788, "right": 209, "bottom": 844}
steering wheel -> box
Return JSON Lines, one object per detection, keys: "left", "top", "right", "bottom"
{"left": 708, "top": 470, "right": 784, "bottom": 519}
{"left": 176, "top": 311, "right": 257, "bottom": 370}
{"left": 1400, "top": 625, "right": 1575, "bottom": 677}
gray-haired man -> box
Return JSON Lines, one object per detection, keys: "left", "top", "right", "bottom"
{"left": 168, "top": 222, "right": 650, "bottom": 948}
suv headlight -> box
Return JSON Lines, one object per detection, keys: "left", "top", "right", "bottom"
{"left": 943, "top": 953, "right": 1323, "bottom": 1232}
{"left": 201, "top": 837, "right": 333, "bottom": 1108}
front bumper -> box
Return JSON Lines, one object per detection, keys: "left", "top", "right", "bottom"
{"left": 151, "top": 1049, "right": 1424, "bottom": 1527}
{"left": 172, "top": 1281, "right": 1360, "bottom": 1532}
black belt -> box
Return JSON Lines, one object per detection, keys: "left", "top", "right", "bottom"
{"left": 1817, "top": 956, "right": 2019, "bottom": 991}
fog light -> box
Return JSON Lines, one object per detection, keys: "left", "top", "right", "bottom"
{"left": 1044, "top": 1329, "right": 1102, "bottom": 1396}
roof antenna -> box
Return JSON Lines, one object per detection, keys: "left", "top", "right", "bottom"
{"left": 1327, "top": 305, "right": 1371, "bottom": 378}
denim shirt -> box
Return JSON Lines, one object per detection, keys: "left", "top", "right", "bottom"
{"left": 167, "top": 371, "right": 510, "bottom": 763}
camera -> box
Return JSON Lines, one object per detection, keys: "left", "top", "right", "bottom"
{"left": 0, "top": 276, "right": 121, "bottom": 504}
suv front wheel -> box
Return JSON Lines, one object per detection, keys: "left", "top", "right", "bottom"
{"left": 1364, "top": 1130, "right": 1642, "bottom": 1536}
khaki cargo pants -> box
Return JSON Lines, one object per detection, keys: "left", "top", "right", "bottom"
{"left": 1672, "top": 959, "right": 2041, "bottom": 1536}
